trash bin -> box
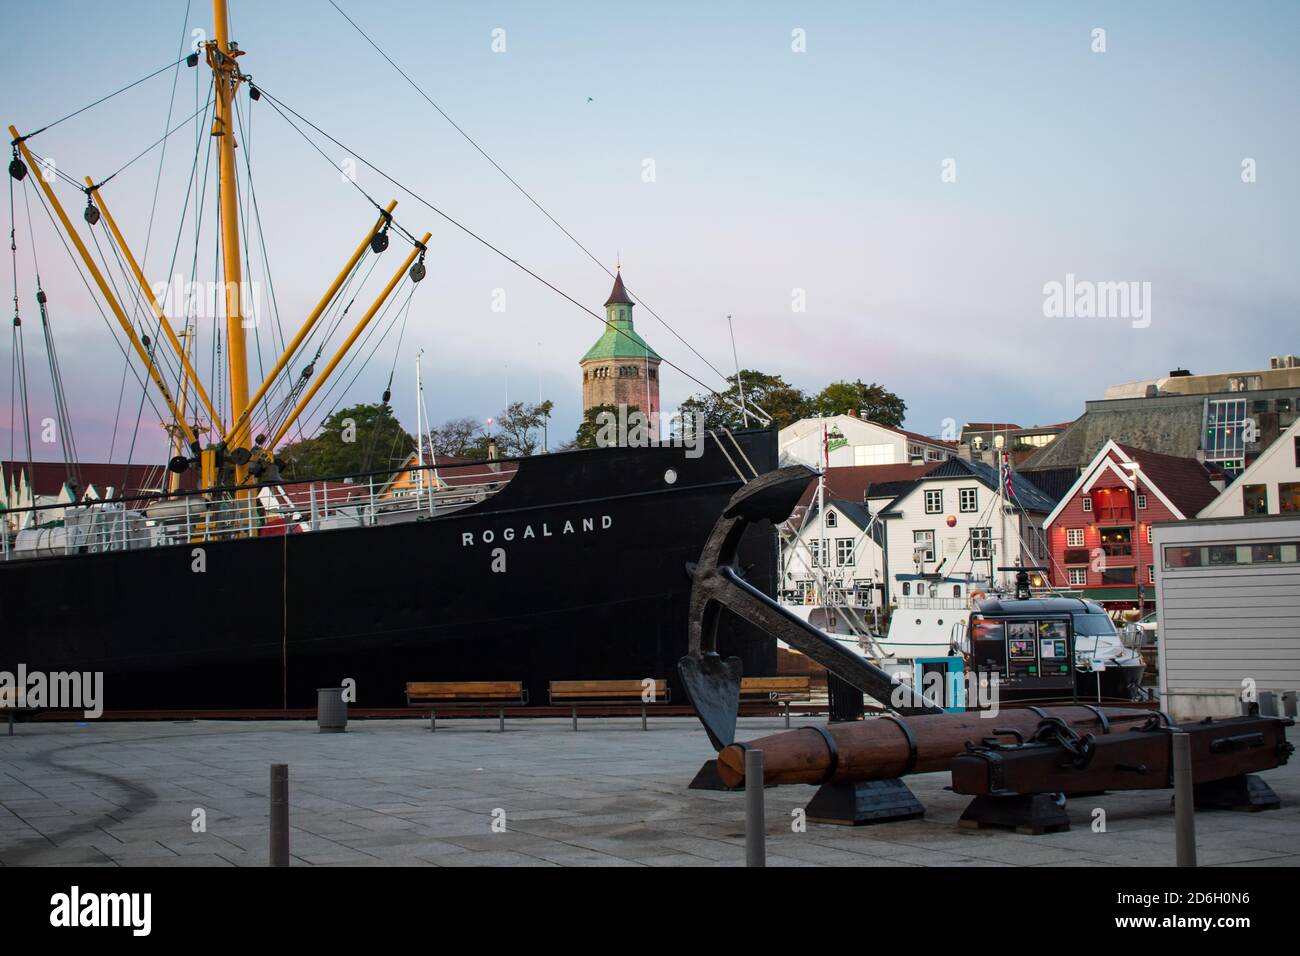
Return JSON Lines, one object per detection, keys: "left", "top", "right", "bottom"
{"left": 317, "top": 687, "right": 347, "bottom": 733}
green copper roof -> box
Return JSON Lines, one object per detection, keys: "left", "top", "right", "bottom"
{"left": 582, "top": 319, "right": 661, "bottom": 362}
{"left": 582, "top": 273, "right": 660, "bottom": 362}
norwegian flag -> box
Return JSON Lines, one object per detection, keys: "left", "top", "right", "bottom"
{"left": 1002, "top": 451, "right": 1017, "bottom": 500}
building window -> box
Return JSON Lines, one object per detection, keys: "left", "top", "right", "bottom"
{"left": 1147, "top": 565, "right": 1155, "bottom": 585}
{"left": 825, "top": 511, "right": 838, "bottom": 528}
{"left": 1243, "top": 484, "right": 1269, "bottom": 516}
{"left": 1146, "top": 525, "right": 1152, "bottom": 545}
{"left": 1164, "top": 541, "right": 1300, "bottom": 569}
{"left": 1281, "top": 483, "right": 1300, "bottom": 514}
{"left": 1068, "top": 568, "right": 1087, "bottom": 586}
{"left": 970, "top": 526, "right": 991, "bottom": 560}
{"left": 1295, "top": 436, "right": 1300, "bottom": 468}
{"left": 924, "top": 489, "right": 943, "bottom": 514}
{"left": 1082, "top": 496, "right": 1092, "bottom": 512}
{"left": 854, "top": 443, "right": 893, "bottom": 466}
{"left": 1066, "top": 528, "right": 1084, "bottom": 547}
{"left": 836, "top": 538, "right": 854, "bottom": 566}
{"left": 808, "top": 540, "right": 822, "bottom": 567}
{"left": 1205, "top": 398, "right": 1248, "bottom": 474}
{"left": 1136, "top": 494, "right": 1147, "bottom": 510}
{"left": 959, "top": 487, "right": 978, "bottom": 512}
{"left": 913, "top": 530, "right": 935, "bottom": 563}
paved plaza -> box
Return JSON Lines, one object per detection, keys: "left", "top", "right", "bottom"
{"left": 2, "top": 716, "right": 1299, "bottom": 866}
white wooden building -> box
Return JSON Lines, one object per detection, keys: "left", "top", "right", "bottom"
{"left": 781, "top": 497, "right": 886, "bottom": 611}
{"left": 875, "top": 458, "right": 1055, "bottom": 606}
{"left": 1153, "top": 514, "right": 1300, "bottom": 719}
{"left": 1198, "top": 418, "right": 1300, "bottom": 519}
{"left": 779, "top": 413, "right": 955, "bottom": 469}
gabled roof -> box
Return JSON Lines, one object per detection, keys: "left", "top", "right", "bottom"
{"left": 803, "top": 496, "right": 884, "bottom": 546}
{"left": 1115, "top": 443, "right": 1222, "bottom": 517}
{"left": 882, "top": 457, "right": 1057, "bottom": 514}
{"left": 1, "top": 459, "right": 194, "bottom": 502}
{"left": 795, "top": 461, "right": 943, "bottom": 509}
{"left": 889, "top": 425, "right": 958, "bottom": 450}
{"left": 1041, "top": 440, "right": 1220, "bottom": 527}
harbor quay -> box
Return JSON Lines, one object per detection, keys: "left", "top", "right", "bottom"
{"left": 3, "top": 716, "right": 1298, "bottom": 868}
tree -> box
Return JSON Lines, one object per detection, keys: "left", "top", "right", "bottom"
{"left": 678, "top": 370, "right": 810, "bottom": 432}
{"left": 279, "top": 403, "right": 415, "bottom": 480}
{"left": 809, "top": 380, "right": 906, "bottom": 428}
{"left": 426, "top": 416, "right": 485, "bottom": 459}
{"left": 574, "top": 403, "right": 640, "bottom": 449}
{"left": 491, "top": 400, "right": 554, "bottom": 457}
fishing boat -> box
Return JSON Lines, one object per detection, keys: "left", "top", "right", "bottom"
{"left": 1, "top": 1, "right": 779, "bottom": 710}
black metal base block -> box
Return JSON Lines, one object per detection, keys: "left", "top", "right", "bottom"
{"left": 1193, "top": 774, "right": 1282, "bottom": 812}
{"left": 958, "top": 794, "right": 1070, "bottom": 835}
{"left": 805, "top": 777, "right": 925, "bottom": 826}
{"left": 688, "top": 759, "right": 742, "bottom": 791}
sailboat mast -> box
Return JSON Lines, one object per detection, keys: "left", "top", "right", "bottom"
{"left": 209, "top": 0, "right": 250, "bottom": 481}
{"left": 415, "top": 349, "right": 425, "bottom": 496}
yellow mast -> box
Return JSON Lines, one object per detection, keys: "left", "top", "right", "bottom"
{"left": 8, "top": 128, "right": 201, "bottom": 452}
{"left": 88, "top": 178, "right": 221, "bottom": 431}
{"left": 269, "top": 234, "right": 431, "bottom": 450}
{"left": 207, "top": 0, "right": 251, "bottom": 485}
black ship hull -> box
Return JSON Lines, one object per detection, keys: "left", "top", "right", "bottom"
{"left": 0, "top": 431, "right": 780, "bottom": 710}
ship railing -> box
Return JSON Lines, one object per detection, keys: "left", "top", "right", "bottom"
{"left": 0, "top": 457, "right": 518, "bottom": 561}
{"left": 896, "top": 596, "right": 969, "bottom": 610}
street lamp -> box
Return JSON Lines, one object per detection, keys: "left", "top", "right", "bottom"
{"left": 1120, "top": 461, "right": 1146, "bottom": 617}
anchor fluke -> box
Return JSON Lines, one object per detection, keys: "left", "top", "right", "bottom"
{"left": 677, "top": 651, "right": 743, "bottom": 751}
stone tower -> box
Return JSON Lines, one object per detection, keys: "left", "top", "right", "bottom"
{"left": 580, "top": 271, "right": 661, "bottom": 424}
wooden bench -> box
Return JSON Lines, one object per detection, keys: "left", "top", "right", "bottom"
{"left": 0, "top": 686, "right": 33, "bottom": 736}
{"left": 405, "top": 681, "right": 528, "bottom": 732}
{"left": 740, "top": 676, "right": 814, "bottom": 728}
{"left": 548, "top": 679, "right": 670, "bottom": 731}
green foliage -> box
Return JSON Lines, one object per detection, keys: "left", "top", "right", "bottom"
{"left": 808, "top": 380, "right": 907, "bottom": 428}
{"left": 678, "top": 370, "right": 809, "bottom": 431}
{"left": 279, "top": 403, "right": 415, "bottom": 480}
{"left": 574, "top": 403, "right": 639, "bottom": 449}
{"left": 492, "top": 400, "right": 554, "bottom": 457}
{"left": 676, "top": 372, "right": 907, "bottom": 433}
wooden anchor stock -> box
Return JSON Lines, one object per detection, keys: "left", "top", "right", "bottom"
{"left": 714, "top": 705, "right": 1153, "bottom": 788}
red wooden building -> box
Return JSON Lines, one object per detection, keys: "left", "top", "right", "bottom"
{"left": 1042, "top": 441, "right": 1221, "bottom": 612}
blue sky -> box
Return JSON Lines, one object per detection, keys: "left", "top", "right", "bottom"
{"left": 2, "top": 0, "right": 1297, "bottom": 463}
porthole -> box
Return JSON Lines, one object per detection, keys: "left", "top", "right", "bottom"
{"left": 664, "top": 468, "right": 678, "bottom": 485}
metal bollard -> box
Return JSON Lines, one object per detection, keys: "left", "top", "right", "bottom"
{"left": 1172, "top": 732, "right": 1197, "bottom": 867}
{"left": 270, "top": 764, "right": 289, "bottom": 867}
{"left": 745, "top": 748, "right": 766, "bottom": 868}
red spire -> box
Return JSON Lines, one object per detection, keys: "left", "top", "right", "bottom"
{"left": 604, "top": 271, "right": 634, "bottom": 307}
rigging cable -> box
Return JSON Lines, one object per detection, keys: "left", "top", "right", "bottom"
{"left": 21, "top": 180, "right": 81, "bottom": 493}
{"left": 8, "top": 167, "right": 35, "bottom": 495}
{"left": 253, "top": 85, "right": 748, "bottom": 416}
{"left": 324, "top": 0, "right": 766, "bottom": 420}
{"left": 14, "top": 55, "right": 193, "bottom": 145}
{"left": 24, "top": 165, "right": 170, "bottom": 438}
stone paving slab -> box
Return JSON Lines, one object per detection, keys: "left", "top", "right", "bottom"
{"left": 1, "top": 716, "right": 1298, "bottom": 867}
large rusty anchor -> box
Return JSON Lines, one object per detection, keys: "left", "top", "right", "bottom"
{"left": 678, "top": 464, "right": 940, "bottom": 751}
